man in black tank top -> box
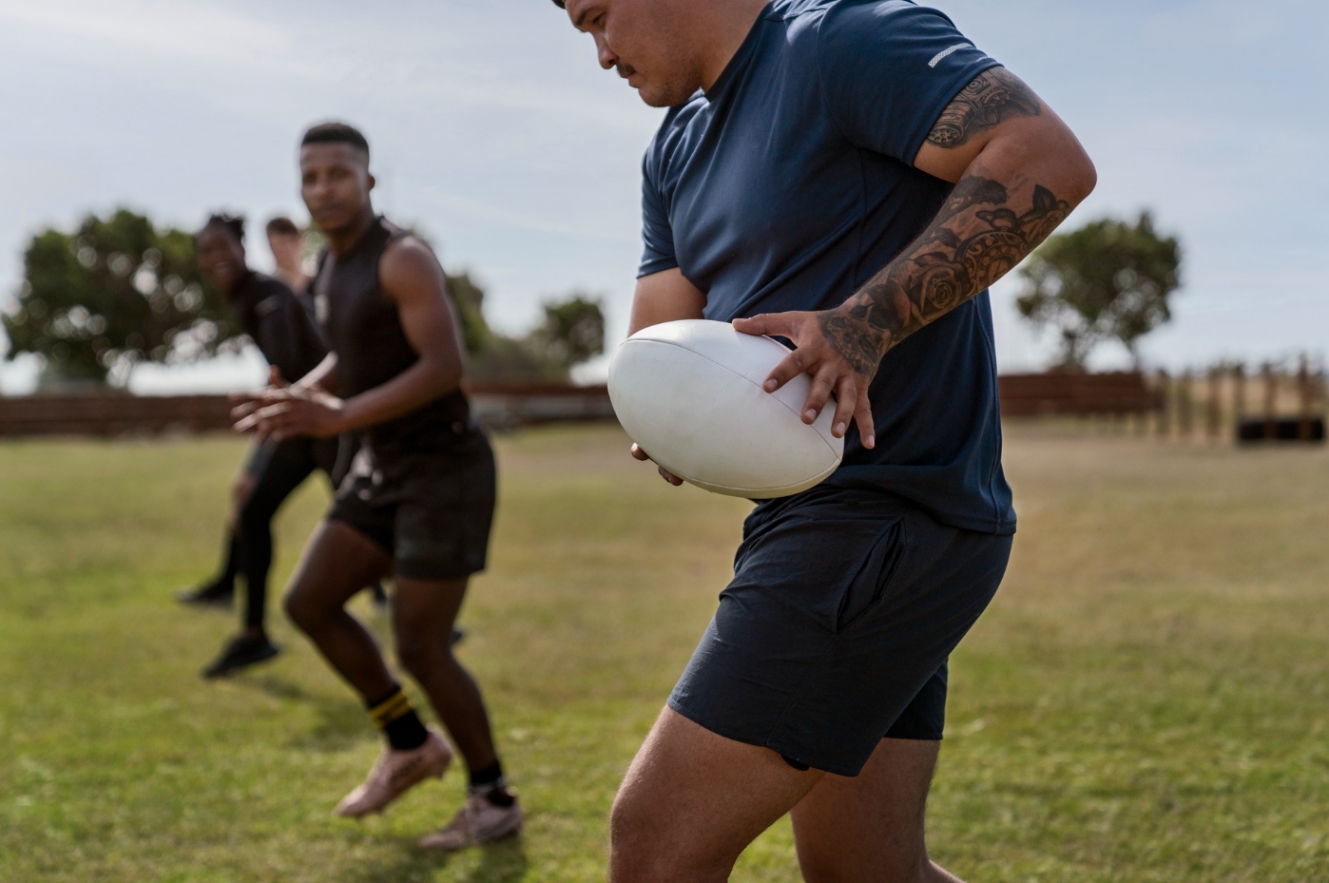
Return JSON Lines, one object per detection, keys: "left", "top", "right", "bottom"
{"left": 183, "top": 214, "right": 344, "bottom": 678}
{"left": 234, "top": 122, "right": 520, "bottom": 849}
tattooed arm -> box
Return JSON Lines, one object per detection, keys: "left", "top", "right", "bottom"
{"left": 734, "top": 67, "right": 1096, "bottom": 447}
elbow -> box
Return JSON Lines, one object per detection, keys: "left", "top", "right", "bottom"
{"left": 1060, "top": 136, "right": 1097, "bottom": 205}
{"left": 431, "top": 354, "right": 464, "bottom": 397}
{"left": 1072, "top": 154, "right": 1098, "bottom": 205}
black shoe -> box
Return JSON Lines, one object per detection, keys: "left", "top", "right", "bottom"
{"left": 175, "top": 583, "right": 234, "bottom": 610}
{"left": 202, "top": 633, "right": 280, "bottom": 679}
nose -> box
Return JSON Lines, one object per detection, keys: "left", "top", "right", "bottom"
{"left": 594, "top": 33, "right": 618, "bottom": 71}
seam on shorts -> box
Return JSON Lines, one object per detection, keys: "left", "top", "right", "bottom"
{"left": 834, "top": 514, "right": 913, "bottom": 634}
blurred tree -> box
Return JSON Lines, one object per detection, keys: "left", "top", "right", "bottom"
{"left": 448, "top": 270, "right": 491, "bottom": 357}
{"left": 457, "top": 279, "right": 606, "bottom": 383}
{"left": 527, "top": 294, "right": 606, "bottom": 375}
{"left": 2, "top": 209, "right": 241, "bottom": 387}
{"left": 1016, "top": 212, "right": 1181, "bottom": 370}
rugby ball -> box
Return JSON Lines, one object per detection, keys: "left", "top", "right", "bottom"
{"left": 608, "top": 319, "right": 843, "bottom": 498}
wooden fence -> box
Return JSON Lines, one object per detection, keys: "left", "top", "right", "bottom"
{"left": 998, "top": 372, "right": 1159, "bottom": 417}
{"left": 0, "top": 363, "right": 1322, "bottom": 442}
{"left": 0, "top": 382, "right": 615, "bottom": 438}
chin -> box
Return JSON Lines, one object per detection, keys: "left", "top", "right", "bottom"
{"left": 637, "top": 80, "right": 698, "bottom": 109}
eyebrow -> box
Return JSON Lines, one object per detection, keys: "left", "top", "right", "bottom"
{"left": 574, "top": 6, "right": 590, "bottom": 29}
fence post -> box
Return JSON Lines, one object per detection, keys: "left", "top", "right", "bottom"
{"left": 1262, "top": 362, "right": 1277, "bottom": 440}
{"left": 1206, "top": 367, "right": 1221, "bottom": 443}
{"left": 1232, "top": 363, "right": 1246, "bottom": 438}
{"left": 1298, "top": 354, "right": 1313, "bottom": 442}
{"left": 1156, "top": 370, "right": 1171, "bottom": 440}
{"left": 1179, "top": 369, "right": 1194, "bottom": 441}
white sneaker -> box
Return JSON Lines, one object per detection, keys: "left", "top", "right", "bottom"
{"left": 418, "top": 792, "right": 523, "bottom": 850}
{"left": 335, "top": 726, "right": 452, "bottom": 818}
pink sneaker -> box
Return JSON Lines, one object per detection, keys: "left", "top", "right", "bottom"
{"left": 418, "top": 792, "right": 523, "bottom": 850}
{"left": 335, "top": 726, "right": 453, "bottom": 818}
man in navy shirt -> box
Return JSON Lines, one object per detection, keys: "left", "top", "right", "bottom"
{"left": 556, "top": 0, "right": 1096, "bottom": 879}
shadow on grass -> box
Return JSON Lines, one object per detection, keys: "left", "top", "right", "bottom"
{"left": 239, "top": 674, "right": 374, "bottom": 752}
{"left": 347, "top": 835, "right": 529, "bottom": 883}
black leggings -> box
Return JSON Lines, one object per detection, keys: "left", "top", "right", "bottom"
{"left": 238, "top": 437, "right": 340, "bottom": 629}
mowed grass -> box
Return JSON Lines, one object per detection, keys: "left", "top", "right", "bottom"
{"left": 0, "top": 423, "right": 1326, "bottom": 882}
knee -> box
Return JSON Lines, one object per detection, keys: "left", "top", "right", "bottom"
{"left": 608, "top": 792, "right": 727, "bottom": 883}
{"left": 608, "top": 796, "right": 656, "bottom": 883}
{"left": 283, "top": 584, "right": 327, "bottom": 633}
{"left": 395, "top": 631, "right": 447, "bottom": 681}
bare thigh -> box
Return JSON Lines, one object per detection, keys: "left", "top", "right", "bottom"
{"left": 285, "top": 519, "right": 392, "bottom": 615}
{"left": 610, "top": 707, "right": 823, "bottom": 883}
{"left": 792, "top": 738, "right": 962, "bottom": 883}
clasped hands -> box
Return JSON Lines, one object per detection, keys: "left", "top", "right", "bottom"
{"left": 231, "top": 367, "right": 348, "bottom": 442}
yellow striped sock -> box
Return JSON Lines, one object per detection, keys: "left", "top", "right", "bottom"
{"left": 368, "top": 688, "right": 415, "bottom": 729}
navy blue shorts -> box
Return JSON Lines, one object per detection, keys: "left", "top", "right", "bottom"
{"left": 667, "top": 486, "right": 1011, "bottom": 777}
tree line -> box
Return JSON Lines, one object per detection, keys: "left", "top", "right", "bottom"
{"left": 2, "top": 209, "right": 605, "bottom": 389}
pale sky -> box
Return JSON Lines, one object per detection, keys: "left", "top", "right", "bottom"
{"left": 0, "top": 0, "right": 1324, "bottom": 393}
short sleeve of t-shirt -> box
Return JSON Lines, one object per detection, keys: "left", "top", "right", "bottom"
{"left": 639, "top": 147, "right": 679, "bottom": 278}
{"left": 816, "top": 1, "right": 1001, "bottom": 164}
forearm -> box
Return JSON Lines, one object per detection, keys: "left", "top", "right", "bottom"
{"left": 293, "top": 352, "right": 341, "bottom": 396}
{"left": 819, "top": 138, "right": 1093, "bottom": 374}
{"left": 338, "top": 358, "right": 461, "bottom": 433}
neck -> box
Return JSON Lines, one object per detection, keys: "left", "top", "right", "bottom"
{"left": 325, "top": 208, "right": 377, "bottom": 258}
{"left": 697, "top": 0, "right": 768, "bottom": 92}
{"left": 221, "top": 267, "right": 251, "bottom": 300}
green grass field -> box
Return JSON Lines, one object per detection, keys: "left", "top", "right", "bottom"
{"left": 1, "top": 423, "right": 1327, "bottom": 882}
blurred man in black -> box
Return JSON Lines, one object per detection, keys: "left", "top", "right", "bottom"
{"left": 186, "top": 214, "right": 341, "bottom": 677}
{"left": 234, "top": 122, "right": 520, "bottom": 849}
{"left": 266, "top": 216, "right": 312, "bottom": 296}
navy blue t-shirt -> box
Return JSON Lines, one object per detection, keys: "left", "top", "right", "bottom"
{"left": 639, "top": 0, "right": 1015, "bottom": 534}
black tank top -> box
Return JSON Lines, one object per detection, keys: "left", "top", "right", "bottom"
{"left": 313, "top": 216, "right": 476, "bottom": 458}
{"left": 230, "top": 271, "right": 327, "bottom": 384}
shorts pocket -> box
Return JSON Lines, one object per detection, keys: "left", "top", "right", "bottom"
{"left": 833, "top": 515, "right": 910, "bottom": 634}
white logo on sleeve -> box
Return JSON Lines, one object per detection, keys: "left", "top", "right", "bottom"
{"left": 928, "top": 43, "right": 970, "bottom": 68}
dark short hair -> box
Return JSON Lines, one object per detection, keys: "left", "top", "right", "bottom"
{"left": 200, "top": 213, "right": 245, "bottom": 242}
{"left": 265, "top": 216, "right": 300, "bottom": 238}
{"left": 552, "top": 0, "right": 565, "bottom": 6}
{"left": 300, "top": 121, "right": 370, "bottom": 161}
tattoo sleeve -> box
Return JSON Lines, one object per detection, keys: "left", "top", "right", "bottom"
{"left": 925, "top": 67, "right": 1042, "bottom": 150}
{"left": 818, "top": 175, "right": 1071, "bottom": 376}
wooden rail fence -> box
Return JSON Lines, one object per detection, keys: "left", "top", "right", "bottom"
{"left": 0, "top": 366, "right": 1322, "bottom": 442}
{"left": 0, "top": 383, "right": 616, "bottom": 438}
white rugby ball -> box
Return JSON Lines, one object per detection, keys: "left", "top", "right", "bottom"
{"left": 608, "top": 319, "right": 843, "bottom": 498}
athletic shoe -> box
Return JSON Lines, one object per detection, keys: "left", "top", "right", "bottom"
{"left": 336, "top": 726, "right": 453, "bottom": 818}
{"left": 418, "top": 792, "right": 523, "bottom": 850}
{"left": 202, "top": 633, "right": 280, "bottom": 679}
{"left": 175, "top": 583, "right": 234, "bottom": 609}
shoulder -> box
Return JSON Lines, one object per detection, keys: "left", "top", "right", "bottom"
{"left": 236, "top": 272, "right": 291, "bottom": 311}
{"left": 378, "top": 230, "right": 444, "bottom": 300}
{"left": 818, "top": 1, "right": 960, "bottom": 51}
{"left": 252, "top": 272, "right": 296, "bottom": 299}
